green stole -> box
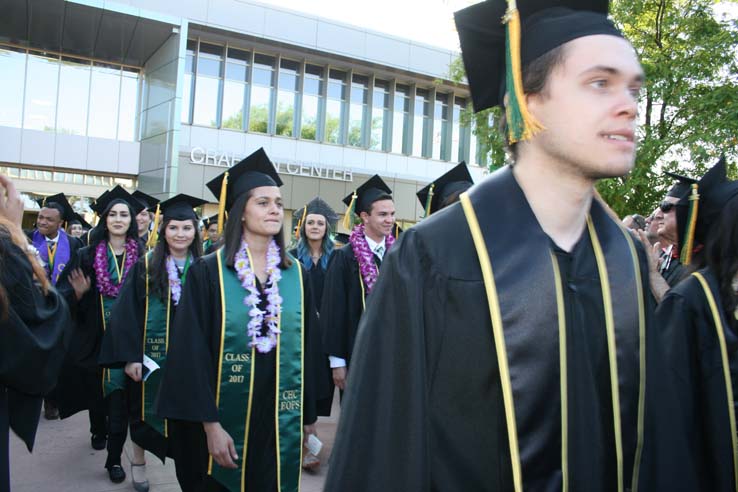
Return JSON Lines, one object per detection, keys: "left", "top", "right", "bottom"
{"left": 140, "top": 252, "right": 173, "bottom": 437}
{"left": 459, "top": 167, "right": 646, "bottom": 492}
{"left": 101, "top": 244, "right": 128, "bottom": 397}
{"left": 210, "top": 248, "right": 304, "bottom": 492}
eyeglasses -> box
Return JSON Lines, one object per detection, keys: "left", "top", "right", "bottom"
{"left": 659, "top": 201, "right": 676, "bottom": 213}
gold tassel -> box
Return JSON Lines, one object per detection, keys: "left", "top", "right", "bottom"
{"left": 424, "top": 184, "right": 435, "bottom": 218}
{"left": 295, "top": 206, "right": 308, "bottom": 240}
{"left": 680, "top": 184, "right": 700, "bottom": 265}
{"left": 342, "top": 191, "right": 357, "bottom": 231}
{"left": 146, "top": 204, "right": 161, "bottom": 249}
{"left": 217, "top": 172, "right": 229, "bottom": 235}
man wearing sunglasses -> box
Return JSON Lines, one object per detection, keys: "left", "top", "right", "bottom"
{"left": 655, "top": 174, "right": 696, "bottom": 288}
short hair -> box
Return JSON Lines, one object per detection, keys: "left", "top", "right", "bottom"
{"left": 359, "top": 194, "right": 393, "bottom": 215}
{"left": 41, "top": 203, "right": 65, "bottom": 221}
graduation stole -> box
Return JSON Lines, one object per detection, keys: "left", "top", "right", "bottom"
{"left": 459, "top": 167, "right": 646, "bottom": 492}
{"left": 31, "top": 230, "right": 71, "bottom": 285}
{"left": 210, "top": 249, "right": 304, "bottom": 492}
{"left": 141, "top": 252, "right": 171, "bottom": 438}
{"left": 692, "top": 271, "right": 738, "bottom": 490}
{"left": 100, "top": 249, "right": 128, "bottom": 398}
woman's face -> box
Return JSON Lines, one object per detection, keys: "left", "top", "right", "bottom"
{"left": 165, "top": 219, "right": 196, "bottom": 255}
{"left": 304, "top": 214, "right": 327, "bottom": 242}
{"left": 136, "top": 209, "right": 152, "bottom": 235}
{"left": 106, "top": 203, "right": 131, "bottom": 237}
{"left": 242, "top": 187, "right": 284, "bottom": 239}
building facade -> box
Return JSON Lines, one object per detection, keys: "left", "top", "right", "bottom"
{"left": 0, "top": 0, "right": 487, "bottom": 228}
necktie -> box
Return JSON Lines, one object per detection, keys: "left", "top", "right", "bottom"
{"left": 375, "top": 245, "right": 385, "bottom": 260}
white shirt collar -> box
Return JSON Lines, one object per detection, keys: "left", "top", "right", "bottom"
{"left": 45, "top": 231, "right": 60, "bottom": 243}
{"left": 364, "top": 234, "right": 386, "bottom": 253}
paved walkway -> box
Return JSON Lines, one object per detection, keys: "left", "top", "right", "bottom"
{"left": 9, "top": 396, "right": 339, "bottom": 492}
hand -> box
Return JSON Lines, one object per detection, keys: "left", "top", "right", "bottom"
{"left": 69, "top": 268, "right": 91, "bottom": 300}
{"left": 125, "top": 362, "right": 143, "bottom": 382}
{"left": 203, "top": 422, "right": 238, "bottom": 469}
{"left": 636, "top": 230, "right": 660, "bottom": 274}
{"left": 332, "top": 367, "right": 347, "bottom": 391}
{"left": 303, "top": 424, "right": 317, "bottom": 446}
{"left": 0, "top": 175, "right": 24, "bottom": 227}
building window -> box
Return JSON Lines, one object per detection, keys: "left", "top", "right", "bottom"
{"left": 181, "top": 39, "right": 196, "bottom": 124}
{"left": 392, "top": 84, "right": 410, "bottom": 155}
{"left": 413, "top": 88, "right": 432, "bottom": 158}
{"left": 57, "top": 57, "right": 91, "bottom": 136}
{"left": 24, "top": 52, "right": 59, "bottom": 131}
{"left": 0, "top": 46, "right": 26, "bottom": 128}
{"left": 451, "top": 97, "right": 466, "bottom": 163}
{"left": 325, "top": 69, "right": 346, "bottom": 144}
{"left": 276, "top": 58, "right": 300, "bottom": 137}
{"left": 370, "top": 79, "right": 390, "bottom": 151}
{"left": 88, "top": 63, "right": 121, "bottom": 139}
{"left": 221, "top": 47, "right": 249, "bottom": 130}
{"left": 118, "top": 68, "right": 139, "bottom": 141}
{"left": 249, "top": 54, "right": 275, "bottom": 134}
{"left": 301, "top": 64, "right": 323, "bottom": 141}
{"left": 193, "top": 43, "right": 223, "bottom": 127}
{"left": 348, "top": 74, "right": 368, "bottom": 147}
{"left": 432, "top": 93, "right": 450, "bottom": 160}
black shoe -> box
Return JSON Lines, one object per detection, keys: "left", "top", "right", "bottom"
{"left": 108, "top": 464, "right": 126, "bottom": 484}
{"left": 91, "top": 434, "right": 107, "bottom": 450}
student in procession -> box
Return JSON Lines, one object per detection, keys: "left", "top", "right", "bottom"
{"left": 0, "top": 175, "right": 70, "bottom": 492}
{"left": 132, "top": 191, "right": 159, "bottom": 246}
{"left": 156, "top": 148, "right": 318, "bottom": 492}
{"left": 415, "top": 162, "right": 474, "bottom": 218}
{"left": 320, "top": 175, "right": 396, "bottom": 393}
{"left": 289, "top": 197, "right": 339, "bottom": 470}
{"left": 325, "top": 0, "right": 669, "bottom": 490}
{"left": 25, "top": 193, "right": 83, "bottom": 420}
{"left": 202, "top": 214, "right": 222, "bottom": 254}
{"left": 99, "top": 194, "right": 206, "bottom": 492}
{"left": 68, "top": 213, "right": 92, "bottom": 240}
{"left": 56, "top": 185, "right": 145, "bottom": 484}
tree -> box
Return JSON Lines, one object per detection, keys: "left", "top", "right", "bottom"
{"left": 452, "top": 0, "right": 738, "bottom": 216}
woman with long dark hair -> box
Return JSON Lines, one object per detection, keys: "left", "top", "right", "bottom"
{"left": 157, "top": 148, "right": 317, "bottom": 492}
{"left": 56, "top": 185, "right": 145, "bottom": 484}
{"left": 99, "top": 194, "right": 205, "bottom": 492}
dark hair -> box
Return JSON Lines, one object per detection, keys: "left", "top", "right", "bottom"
{"left": 499, "top": 44, "right": 568, "bottom": 160}
{"left": 223, "top": 191, "right": 292, "bottom": 269}
{"left": 40, "top": 203, "right": 65, "bottom": 221}
{"left": 704, "top": 195, "right": 738, "bottom": 331}
{"left": 147, "top": 217, "right": 203, "bottom": 301}
{"left": 359, "top": 195, "right": 393, "bottom": 215}
{"left": 296, "top": 216, "right": 335, "bottom": 271}
{"left": 89, "top": 199, "right": 139, "bottom": 247}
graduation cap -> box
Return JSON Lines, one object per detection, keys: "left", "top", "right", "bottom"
{"left": 69, "top": 213, "right": 92, "bottom": 230}
{"left": 454, "top": 0, "right": 622, "bottom": 142}
{"left": 206, "top": 148, "right": 282, "bottom": 234}
{"left": 416, "top": 162, "right": 474, "bottom": 217}
{"left": 341, "top": 175, "right": 393, "bottom": 230}
{"left": 203, "top": 214, "right": 220, "bottom": 229}
{"left": 294, "top": 197, "right": 339, "bottom": 239}
{"left": 333, "top": 232, "right": 350, "bottom": 247}
{"left": 664, "top": 171, "right": 697, "bottom": 199}
{"left": 94, "top": 185, "right": 146, "bottom": 216}
{"left": 132, "top": 190, "right": 160, "bottom": 212}
{"left": 36, "top": 193, "right": 74, "bottom": 222}
{"left": 159, "top": 194, "right": 207, "bottom": 221}
{"left": 90, "top": 190, "right": 109, "bottom": 215}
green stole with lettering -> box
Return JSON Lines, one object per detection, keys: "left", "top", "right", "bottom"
{"left": 141, "top": 252, "right": 171, "bottom": 437}
{"left": 210, "top": 248, "right": 304, "bottom": 492}
{"left": 101, "top": 245, "right": 127, "bottom": 397}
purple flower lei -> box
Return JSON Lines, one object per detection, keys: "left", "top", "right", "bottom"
{"left": 165, "top": 256, "right": 186, "bottom": 306}
{"left": 234, "top": 240, "right": 283, "bottom": 353}
{"left": 94, "top": 239, "right": 139, "bottom": 297}
{"left": 349, "top": 222, "right": 395, "bottom": 294}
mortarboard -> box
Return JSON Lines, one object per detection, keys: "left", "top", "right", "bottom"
{"left": 132, "top": 190, "right": 160, "bottom": 212}
{"left": 664, "top": 171, "right": 697, "bottom": 199}
{"left": 159, "top": 194, "right": 207, "bottom": 222}
{"left": 93, "top": 185, "right": 146, "bottom": 216}
{"left": 454, "top": 0, "right": 622, "bottom": 142}
{"left": 333, "top": 233, "right": 350, "bottom": 247}
{"left": 341, "top": 175, "right": 393, "bottom": 230}
{"left": 416, "top": 162, "right": 474, "bottom": 216}
{"left": 69, "top": 213, "right": 93, "bottom": 230}
{"left": 36, "top": 193, "right": 75, "bottom": 222}
{"left": 203, "top": 214, "right": 220, "bottom": 229}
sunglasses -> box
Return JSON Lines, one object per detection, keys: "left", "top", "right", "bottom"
{"left": 659, "top": 202, "right": 676, "bottom": 213}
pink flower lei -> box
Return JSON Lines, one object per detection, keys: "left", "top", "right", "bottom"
{"left": 234, "top": 240, "right": 283, "bottom": 353}
{"left": 349, "top": 222, "right": 394, "bottom": 294}
{"left": 94, "top": 239, "right": 139, "bottom": 297}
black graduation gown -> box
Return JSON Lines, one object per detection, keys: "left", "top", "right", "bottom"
{"left": 320, "top": 245, "right": 381, "bottom": 366}
{"left": 0, "top": 232, "right": 70, "bottom": 492}
{"left": 324, "top": 167, "right": 658, "bottom": 492}
{"left": 156, "top": 253, "right": 318, "bottom": 492}
{"left": 643, "top": 268, "right": 738, "bottom": 491}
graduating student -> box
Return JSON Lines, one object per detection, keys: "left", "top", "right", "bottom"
{"left": 0, "top": 175, "right": 70, "bottom": 492}
{"left": 416, "top": 162, "right": 474, "bottom": 217}
{"left": 325, "top": 1, "right": 662, "bottom": 490}
{"left": 202, "top": 214, "right": 222, "bottom": 254}
{"left": 132, "top": 191, "right": 159, "bottom": 247}
{"left": 156, "top": 148, "right": 318, "bottom": 492}
{"left": 68, "top": 213, "right": 92, "bottom": 239}
{"left": 99, "top": 194, "right": 205, "bottom": 492}
{"left": 320, "top": 175, "right": 396, "bottom": 392}
{"left": 56, "top": 185, "right": 145, "bottom": 484}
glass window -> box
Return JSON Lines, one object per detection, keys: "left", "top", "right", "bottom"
{"left": 118, "top": 68, "right": 139, "bottom": 141}
{"left": 432, "top": 93, "right": 450, "bottom": 160}
{"left": 276, "top": 59, "right": 300, "bottom": 137}
{"left": 301, "top": 64, "right": 323, "bottom": 140}
{"left": 57, "top": 57, "right": 91, "bottom": 136}
{"left": 249, "top": 54, "right": 274, "bottom": 133}
{"left": 451, "top": 97, "right": 466, "bottom": 162}
{"left": 325, "top": 70, "right": 346, "bottom": 144}
{"left": 88, "top": 63, "right": 121, "bottom": 139}
{"left": 370, "top": 79, "right": 390, "bottom": 151}
{"left": 222, "top": 47, "right": 249, "bottom": 130}
{"left": 412, "top": 88, "right": 431, "bottom": 157}
{"left": 193, "top": 43, "right": 223, "bottom": 127}
{"left": 181, "top": 39, "right": 196, "bottom": 123}
{"left": 392, "top": 84, "right": 410, "bottom": 154}
{"left": 24, "top": 52, "right": 59, "bottom": 131}
{"left": 0, "top": 47, "right": 26, "bottom": 128}
{"left": 348, "top": 74, "right": 368, "bottom": 147}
